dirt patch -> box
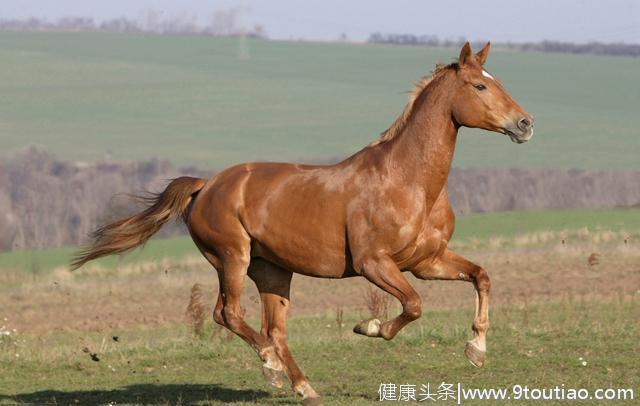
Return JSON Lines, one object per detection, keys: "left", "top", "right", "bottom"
{"left": 1, "top": 245, "right": 638, "bottom": 333}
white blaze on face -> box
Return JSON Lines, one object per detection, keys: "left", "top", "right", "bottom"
{"left": 482, "top": 70, "right": 494, "bottom": 80}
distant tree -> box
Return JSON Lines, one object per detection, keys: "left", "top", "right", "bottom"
{"left": 367, "top": 32, "right": 640, "bottom": 58}
{"left": 1, "top": 147, "right": 638, "bottom": 252}
{"left": 56, "top": 16, "right": 95, "bottom": 31}
{"left": 250, "top": 24, "right": 268, "bottom": 39}
{"left": 139, "top": 9, "right": 162, "bottom": 33}
{"left": 208, "top": 9, "right": 241, "bottom": 36}
{"left": 99, "top": 17, "right": 140, "bottom": 33}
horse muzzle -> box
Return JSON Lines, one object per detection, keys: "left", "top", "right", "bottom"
{"left": 504, "top": 115, "right": 534, "bottom": 144}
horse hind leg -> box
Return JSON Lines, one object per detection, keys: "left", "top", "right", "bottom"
{"left": 249, "top": 259, "right": 323, "bottom": 406}
{"left": 247, "top": 261, "right": 287, "bottom": 389}
{"left": 200, "top": 249, "right": 284, "bottom": 380}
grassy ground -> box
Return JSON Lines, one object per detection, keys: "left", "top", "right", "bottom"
{"left": 0, "top": 220, "right": 639, "bottom": 404}
{"left": 453, "top": 207, "right": 640, "bottom": 240}
{"left": 1, "top": 32, "right": 639, "bottom": 170}
{"left": 1, "top": 31, "right": 638, "bottom": 405}
{"left": 1, "top": 207, "right": 638, "bottom": 273}
{"left": 1, "top": 301, "right": 638, "bottom": 405}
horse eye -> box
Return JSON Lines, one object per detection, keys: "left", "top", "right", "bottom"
{"left": 474, "top": 84, "right": 487, "bottom": 91}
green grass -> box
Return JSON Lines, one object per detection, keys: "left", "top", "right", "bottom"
{"left": 1, "top": 301, "right": 637, "bottom": 405}
{"left": 0, "top": 237, "right": 200, "bottom": 274}
{"left": 0, "top": 32, "right": 639, "bottom": 170}
{"left": 1, "top": 207, "right": 638, "bottom": 273}
{"left": 453, "top": 207, "right": 640, "bottom": 240}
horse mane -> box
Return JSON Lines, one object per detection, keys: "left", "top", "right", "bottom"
{"left": 370, "top": 62, "right": 458, "bottom": 147}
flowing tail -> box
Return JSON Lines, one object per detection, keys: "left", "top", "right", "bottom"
{"left": 70, "top": 176, "right": 206, "bottom": 270}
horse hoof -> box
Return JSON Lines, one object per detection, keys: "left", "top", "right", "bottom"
{"left": 302, "top": 396, "right": 324, "bottom": 406}
{"left": 262, "top": 365, "right": 286, "bottom": 388}
{"left": 353, "top": 318, "right": 381, "bottom": 337}
{"left": 465, "top": 340, "right": 486, "bottom": 368}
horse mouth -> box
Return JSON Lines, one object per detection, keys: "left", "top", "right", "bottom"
{"left": 505, "top": 129, "right": 533, "bottom": 144}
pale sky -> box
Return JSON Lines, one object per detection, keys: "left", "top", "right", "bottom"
{"left": 2, "top": 0, "right": 640, "bottom": 43}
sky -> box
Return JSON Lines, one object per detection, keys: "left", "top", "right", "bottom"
{"left": 2, "top": 0, "right": 640, "bottom": 44}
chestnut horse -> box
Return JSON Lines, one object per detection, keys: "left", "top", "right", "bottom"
{"left": 72, "top": 42, "right": 533, "bottom": 405}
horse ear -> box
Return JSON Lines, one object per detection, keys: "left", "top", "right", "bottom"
{"left": 476, "top": 42, "right": 491, "bottom": 65}
{"left": 459, "top": 41, "right": 473, "bottom": 66}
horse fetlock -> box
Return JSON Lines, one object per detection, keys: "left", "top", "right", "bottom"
{"left": 353, "top": 318, "right": 381, "bottom": 337}
{"left": 260, "top": 347, "right": 284, "bottom": 368}
{"left": 472, "top": 319, "right": 490, "bottom": 334}
{"left": 260, "top": 346, "right": 286, "bottom": 388}
{"left": 262, "top": 364, "right": 286, "bottom": 388}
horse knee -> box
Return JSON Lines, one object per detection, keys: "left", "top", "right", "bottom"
{"left": 404, "top": 297, "right": 422, "bottom": 321}
{"left": 473, "top": 267, "right": 491, "bottom": 292}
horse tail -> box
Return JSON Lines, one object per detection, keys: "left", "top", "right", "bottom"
{"left": 70, "top": 176, "right": 206, "bottom": 270}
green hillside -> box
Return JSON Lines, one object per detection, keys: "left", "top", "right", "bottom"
{"left": 0, "top": 32, "right": 638, "bottom": 169}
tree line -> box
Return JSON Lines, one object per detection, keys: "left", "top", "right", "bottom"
{"left": 0, "top": 10, "right": 267, "bottom": 38}
{"left": 1, "top": 146, "right": 638, "bottom": 252}
{"left": 3, "top": 16, "right": 639, "bottom": 58}
{"left": 368, "top": 33, "right": 640, "bottom": 58}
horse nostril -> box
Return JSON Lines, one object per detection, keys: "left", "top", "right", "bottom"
{"left": 517, "top": 117, "right": 532, "bottom": 131}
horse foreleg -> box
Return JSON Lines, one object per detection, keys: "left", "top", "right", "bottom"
{"left": 249, "top": 260, "right": 323, "bottom": 406}
{"left": 412, "top": 248, "right": 491, "bottom": 367}
{"left": 354, "top": 255, "right": 422, "bottom": 340}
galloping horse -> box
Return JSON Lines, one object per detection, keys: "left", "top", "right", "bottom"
{"left": 72, "top": 42, "right": 533, "bottom": 405}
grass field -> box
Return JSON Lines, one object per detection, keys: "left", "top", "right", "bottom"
{"left": 1, "top": 32, "right": 639, "bottom": 170}
{"left": 1, "top": 241, "right": 639, "bottom": 405}
{"left": 1, "top": 31, "right": 639, "bottom": 405}
{"left": 1, "top": 302, "right": 638, "bottom": 405}
{"left": 1, "top": 207, "right": 639, "bottom": 404}
{"left": 1, "top": 207, "right": 638, "bottom": 273}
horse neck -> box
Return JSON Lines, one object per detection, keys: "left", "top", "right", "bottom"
{"left": 384, "top": 73, "right": 459, "bottom": 201}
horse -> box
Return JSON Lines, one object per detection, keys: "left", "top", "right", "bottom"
{"left": 71, "top": 42, "right": 534, "bottom": 405}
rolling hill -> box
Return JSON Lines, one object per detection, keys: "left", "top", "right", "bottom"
{"left": 0, "top": 32, "right": 638, "bottom": 170}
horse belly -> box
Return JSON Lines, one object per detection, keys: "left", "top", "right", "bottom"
{"left": 251, "top": 236, "right": 352, "bottom": 278}
{"left": 243, "top": 176, "right": 352, "bottom": 278}
{"left": 249, "top": 206, "right": 352, "bottom": 278}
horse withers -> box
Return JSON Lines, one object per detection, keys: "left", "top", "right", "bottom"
{"left": 72, "top": 42, "right": 533, "bottom": 405}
